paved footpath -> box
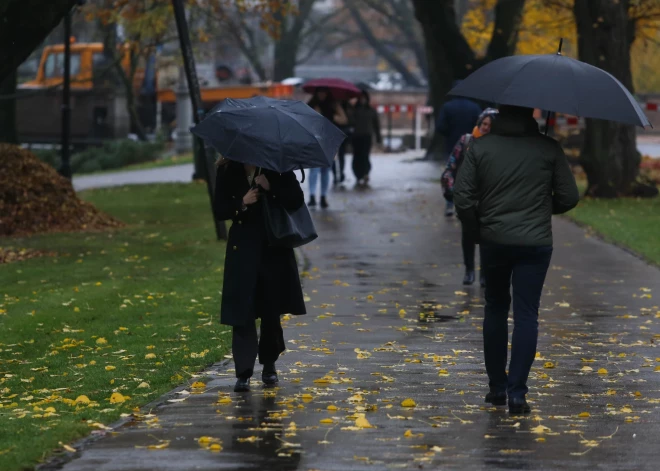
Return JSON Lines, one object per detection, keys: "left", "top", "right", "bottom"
{"left": 61, "top": 155, "right": 660, "bottom": 470}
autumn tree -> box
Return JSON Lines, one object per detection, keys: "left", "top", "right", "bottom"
{"left": 343, "top": 0, "right": 427, "bottom": 87}
{"left": 83, "top": 0, "right": 177, "bottom": 141}
{"left": 195, "top": 0, "right": 343, "bottom": 81}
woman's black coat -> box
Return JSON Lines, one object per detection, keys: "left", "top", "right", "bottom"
{"left": 215, "top": 161, "right": 307, "bottom": 327}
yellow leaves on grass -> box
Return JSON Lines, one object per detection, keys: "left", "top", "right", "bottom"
{"left": 401, "top": 398, "right": 416, "bottom": 408}
{"left": 75, "top": 395, "right": 91, "bottom": 405}
{"left": 137, "top": 382, "right": 150, "bottom": 389}
{"left": 96, "top": 337, "right": 108, "bottom": 345}
{"left": 105, "top": 365, "right": 116, "bottom": 371}
{"left": 109, "top": 392, "right": 127, "bottom": 404}
{"left": 145, "top": 353, "right": 156, "bottom": 360}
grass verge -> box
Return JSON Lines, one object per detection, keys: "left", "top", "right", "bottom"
{"left": 567, "top": 195, "right": 660, "bottom": 266}
{"left": 85, "top": 153, "right": 194, "bottom": 175}
{"left": 0, "top": 182, "right": 229, "bottom": 470}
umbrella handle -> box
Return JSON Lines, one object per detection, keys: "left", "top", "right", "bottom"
{"left": 545, "top": 111, "right": 554, "bottom": 136}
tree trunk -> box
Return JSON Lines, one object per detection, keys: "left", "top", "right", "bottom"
{"left": 0, "top": 70, "right": 18, "bottom": 144}
{"left": 574, "top": 0, "right": 648, "bottom": 197}
{"left": 0, "top": 0, "right": 79, "bottom": 83}
{"left": 273, "top": 37, "right": 299, "bottom": 81}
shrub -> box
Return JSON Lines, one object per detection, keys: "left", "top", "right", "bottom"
{"left": 34, "top": 139, "right": 165, "bottom": 174}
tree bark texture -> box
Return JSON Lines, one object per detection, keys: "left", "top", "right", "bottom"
{"left": 0, "top": 70, "right": 18, "bottom": 144}
{"left": 0, "top": 0, "right": 79, "bottom": 83}
{"left": 573, "top": 0, "right": 647, "bottom": 197}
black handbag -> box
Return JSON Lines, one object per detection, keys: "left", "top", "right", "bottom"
{"left": 262, "top": 195, "right": 318, "bottom": 248}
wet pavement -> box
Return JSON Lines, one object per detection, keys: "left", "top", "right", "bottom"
{"left": 59, "top": 155, "right": 660, "bottom": 470}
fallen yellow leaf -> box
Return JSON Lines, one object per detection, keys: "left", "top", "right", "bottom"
{"left": 109, "top": 392, "right": 125, "bottom": 404}
{"left": 74, "top": 395, "right": 91, "bottom": 405}
{"left": 401, "top": 398, "right": 416, "bottom": 408}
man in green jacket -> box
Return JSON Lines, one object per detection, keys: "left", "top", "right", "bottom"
{"left": 454, "top": 105, "right": 579, "bottom": 414}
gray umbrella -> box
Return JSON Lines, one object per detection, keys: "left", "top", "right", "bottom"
{"left": 448, "top": 48, "right": 650, "bottom": 128}
{"left": 191, "top": 96, "right": 346, "bottom": 173}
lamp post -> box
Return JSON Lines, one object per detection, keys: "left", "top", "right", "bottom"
{"left": 171, "top": 0, "right": 226, "bottom": 240}
{"left": 59, "top": 10, "right": 72, "bottom": 179}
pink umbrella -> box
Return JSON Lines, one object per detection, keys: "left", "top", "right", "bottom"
{"left": 302, "top": 78, "right": 362, "bottom": 101}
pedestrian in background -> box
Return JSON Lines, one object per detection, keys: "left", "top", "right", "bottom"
{"left": 333, "top": 99, "right": 354, "bottom": 185}
{"left": 307, "top": 88, "right": 348, "bottom": 208}
{"left": 351, "top": 90, "right": 381, "bottom": 186}
{"left": 454, "top": 105, "right": 579, "bottom": 414}
{"left": 436, "top": 80, "right": 482, "bottom": 160}
{"left": 441, "top": 108, "right": 498, "bottom": 286}
{"left": 214, "top": 157, "right": 307, "bottom": 393}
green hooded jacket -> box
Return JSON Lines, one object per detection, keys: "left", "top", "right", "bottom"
{"left": 454, "top": 111, "right": 579, "bottom": 247}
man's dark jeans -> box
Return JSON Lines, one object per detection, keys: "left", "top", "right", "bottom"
{"left": 481, "top": 243, "right": 553, "bottom": 399}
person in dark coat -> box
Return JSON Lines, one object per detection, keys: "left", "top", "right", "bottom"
{"left": 436, "top": 80, "right": 482, "bottom": 159}
{"left": 454, "top": 105, "right": 579, "bottom": 414}
{"left": 333, "top": 100, "right": 354, "bottom": 185}
{"left": 441, "top": 108, "right": 498, "bottom": 286}
{"left": 214, "top": 158, "right": 307, "bottom": 392}
{"left": 351, "top": 90, "right": 381, "bottom": 185}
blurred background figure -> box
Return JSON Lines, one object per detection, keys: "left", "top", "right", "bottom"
{"left": 333, "top": 99, "right": 354, "bottom": 185}
{"left": 441, "top": 108, "right": 498, "bottom": 286}
{"left": 351, "top": 90, "right": 381, "bottom": 186}
{"left": 436, "top": 80, "right": 482, "bottom": 161}
{"left": 307, "top": 87, "right": 348, "bottom": 208}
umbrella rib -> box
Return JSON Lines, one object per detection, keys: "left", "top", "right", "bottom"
{"left": 498, "top": 56, "right": 544, "bottom": 105}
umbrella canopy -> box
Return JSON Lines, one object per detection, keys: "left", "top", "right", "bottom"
{"left": 448, "top": 53, "right": 650, "bottom": 127}
{"left": 302, "top": 78, "right": 362, "bottom": 101}
{"left": 191, "top": 96, "right": 346, "bottom": 173}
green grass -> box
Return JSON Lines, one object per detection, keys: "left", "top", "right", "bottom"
{"left": 567, "top": 196, "right": 660, "bottom": 265}
{"left": 0, "top": 182, "right": 229, "bottom": 470}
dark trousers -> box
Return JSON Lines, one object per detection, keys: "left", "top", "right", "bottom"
{"left": 461, "top": 226, "right": 482, "bottom": 272}
{"left": 333, "top": 138, "right": 348, "bottom": 183}
{"left": 232, "top": 316, "right": 285, "bottom": 379}
{"left": 352, "top": 135, "right": 372, "bottom": 180}
{"left": 481, "top": 244, "right": 553, "bottom": 399}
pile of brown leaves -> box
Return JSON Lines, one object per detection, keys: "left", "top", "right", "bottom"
{"left": 0, "top": 246, "right": 56, "bottom": 264}
{"left": 0, "top": 144, "right": 124, "bottom": 237}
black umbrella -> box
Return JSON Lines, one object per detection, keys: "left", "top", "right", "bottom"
{"left": 448, "top": 42, "right": 650, "bottom": 128}
{"left": 191, "top": 96, "right": 347, "bottom": 173}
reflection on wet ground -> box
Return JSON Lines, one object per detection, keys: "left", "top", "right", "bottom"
{"left": 61, "top": 156, "right": 660, "bottom": 471}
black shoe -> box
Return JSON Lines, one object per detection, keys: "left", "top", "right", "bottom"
{"left": 262, "top": 372, "right": 279, "bottom": 387}
{"left": 485, "top": 391, "right": 506, "bottom": 406}
{"left": 508, "top": 397, "right": 531, "bottom": 414}
{"left": 480, "top": 273, "right": 486, "bottom": 288}
{"left": 340, "top": 173, "right": 345, "bottom": 183}
{"left": 234, "top": 377, "right": 251, "bottom": 393}
{"left": 463, "top": 270, "right": 475, "bottom": 285}
{"left": 320, "top": 196, "right": 329, "bottom": 209}
{"left": 308, "top": 196, "right": 317, "bottom": 207}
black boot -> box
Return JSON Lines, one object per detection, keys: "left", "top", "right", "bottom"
{"left": 262, "top": 364, "right": 279, "bottom": 387}
{"left": 485, "top": 391, "right": 506, "bottom": 406}
{"left": 234, "top": 377, "right": 251, "bottom": 393}
{"left": 480, "top": 272, "right": 486, "bottom": 288}
{"left": 308, "top": 195, "right": 317, "bottom": 207}
{"left": 320, "top": 196, "right": 329, "bottom": 209}
{"left": 509, "top": 397, "right": 531, "bottom": 414}
{"left": 463, "top": 270, "right": 475, "bottom": 285}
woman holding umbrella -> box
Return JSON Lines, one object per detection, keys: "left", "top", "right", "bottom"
{"left": 191, "top": 97, "right": 346, "bottom": 392}
{"left": 213, "top": 157, "right": 306, "bottom": 392}
{"left": 307, "top": 87, "right": 348, "bottom": 208}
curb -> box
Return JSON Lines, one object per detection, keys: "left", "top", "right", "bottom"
{"left": 37, "top": 358, "right": 231, "bottom": 471}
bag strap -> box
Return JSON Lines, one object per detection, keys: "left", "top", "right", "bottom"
{"left": 300, "top": 168, "right": 306, "bottom": 183}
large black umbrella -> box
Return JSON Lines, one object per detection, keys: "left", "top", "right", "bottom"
{"left": 191, "top": 96, "right": 346, "bottom": 172}
{"left": 448, "top": 47, "right": 650, "bottom": 128}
